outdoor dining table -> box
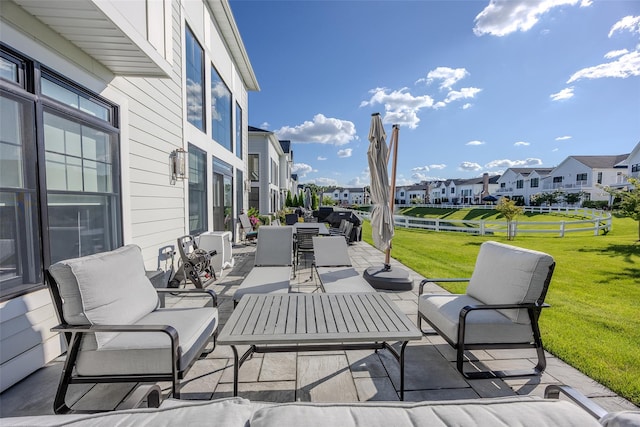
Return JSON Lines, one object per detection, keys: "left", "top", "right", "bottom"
{"left": 218, "top": 293, "right": 422, "bottom": 400}
{"left": 292, "top": 222, "right": 330, "bottom": 235}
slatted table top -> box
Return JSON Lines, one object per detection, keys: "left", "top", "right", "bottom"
{"left": 218, "top": 293, "right": 422, "bottom": 346}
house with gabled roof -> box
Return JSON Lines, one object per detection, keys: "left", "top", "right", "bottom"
{"left": 496, "top": 168, "right": 553, "bottom": 204}
{"left": 541, "top": 154, "right": 629, "bottom": 203}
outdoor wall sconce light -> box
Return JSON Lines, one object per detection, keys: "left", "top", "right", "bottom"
{"left": 170, "top": 148, "right": 187, "bottom": 184}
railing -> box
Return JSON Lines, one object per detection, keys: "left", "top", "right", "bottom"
{"left": 356, "top": 206, "right": 612, "bottom": 237}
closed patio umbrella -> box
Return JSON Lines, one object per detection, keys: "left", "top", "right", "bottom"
{"left": 304, "top": 187, "right": 312, "bottom": 210}
{"left": 367, "top": 113, "right": 394, "bottom": 258}
{"left": 363, "top": 113, "right": 412, "bottom": 291}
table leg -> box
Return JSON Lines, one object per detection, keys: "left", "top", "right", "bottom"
{"left": 231, "top": 345, "right": 239, "bottom": 397}
{"left": 400, "top": 341, "right": 409, "bottom": 401}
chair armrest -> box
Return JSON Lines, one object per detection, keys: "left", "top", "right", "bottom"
{"left": 459, "top": 302, "right": 550, "bottom": 325}
{"left": 419, "top": 278, "right": 470, "bottom": 295}
{"left": 156, "top": 288, "right": 217, "bottom": 307}
{"left": 51, "top": 323, "right": 179, "bottom": 344}
{"left": 544, "top": 385, "right": 608, "bottom": 419}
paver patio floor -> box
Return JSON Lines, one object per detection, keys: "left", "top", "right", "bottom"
{"left": 1, "top": 240, "right": 637, "bottom": 417}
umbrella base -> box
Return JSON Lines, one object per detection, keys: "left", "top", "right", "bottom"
{"left": 363, "top": 266, "right": 413, "bottom": 291}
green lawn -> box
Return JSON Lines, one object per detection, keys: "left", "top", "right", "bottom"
{"left": 361, "top": 211, "right": 640, "bottom": 406}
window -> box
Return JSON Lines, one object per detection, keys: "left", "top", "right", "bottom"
{"left": 632, "top": 164, "right": 640, "bottom": 173}
{"left": 400, "top": 191, "right": 404, "bottom": 196}
{"left": 185, "top": 26, "right": 204, "bottom": 131}
{"left": 211, "top": 65, "right": 231, "bottom": 150}
{"left": 553, "top": 176, "right": 563, "bottom": 183}
{"left": 236, "top": 169, "right": 243, "bottom": 218}
{"left": 1, "top": 46, "right": 121, "bottom": 300}
{"left": 249, "top": 154, "right": 259, "bottom": 181}
{"left": 500, "top": 182, "right": 505, "bottom": 188}
{"left": 516, "top": 180, "right": 523, "bottom": 189}
{"left": 576, "top": 173, "right": 587, "bottom": 182}
{"left": 270, "top": 159, "right": 278, "bottom": 184}
{"left": 597, "top": 172, "right": 603, "bottom": 183}
{"left": 188, "top": 144, "right": 207, "bottom": 235}
{"left": 530, "top": 178, "right": 539, "bottom": 188}
{"left": 450, "top": 187, "right": 455, "bottom": 194}
{"left": 213, "top": 158, "right": 233, "bottom": 232}
{"left": 235, "top": 103, "right": 242, "bottom": 159}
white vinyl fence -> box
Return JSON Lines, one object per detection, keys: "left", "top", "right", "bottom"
{"left": 356, "top": 206, "right": 612, "bottom": 237}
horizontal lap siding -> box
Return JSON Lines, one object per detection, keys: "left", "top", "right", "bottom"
{"left": 0, "top": 289, "right": 65, "bottom": 392}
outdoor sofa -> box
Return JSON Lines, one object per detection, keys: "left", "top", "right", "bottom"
{"left": 2, "top": 386, "right": 638, "bottom": 426}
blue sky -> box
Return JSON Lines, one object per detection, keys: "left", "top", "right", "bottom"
{"left": 229, "top": 0, "right": 640, "bottom": 187}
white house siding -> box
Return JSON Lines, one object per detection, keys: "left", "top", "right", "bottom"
{"left": 0, "top": 0, "right": 255, "bottom": 391}
{"left": 545, "top": 157, "right": 620, "bottom": 202}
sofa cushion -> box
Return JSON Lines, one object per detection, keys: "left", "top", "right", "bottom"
{"left": 233, "top": 267, "right": 291, "bottom": 302}
{"left": 419, "top": 294, "right": 534, "bottom": 344}
{"left": 599, "top": 410, "right": 640, "bottom": 427}
{"left": 2, "top": 397, "right": 253, "bottom": 427}
{"left": 254, "top": 226, "right": 293, "bottom": 266}
{"left": 316, "top": 267, "right": 374, "bottom": 293}
{"left": 249, "top": 398, "right": 602, "bottom": 427}
{"left": 466, "top": 241, "right": 554, "bottom": 324}
{"left": 49, "top": 245, "right": 159, "bottom": 347}
{"left": 75, "top": 306, "right": 217, "bottom": 376}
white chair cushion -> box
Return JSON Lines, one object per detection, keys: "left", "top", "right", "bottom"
{"left": 49, "top": 245, "right": 159, "bottom": 347}
{"left": 419, "top": 294, "right": 534, "bottom": 344}
{"left": 466, "top": 241, "right": 554, "bottom": 324}
{"left": 249, "top": 398, "right": 601, "bottom": 427}
{"left": 75, "top": 306, "right": 217, "bottom": 376}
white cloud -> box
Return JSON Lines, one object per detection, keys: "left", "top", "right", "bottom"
{"left": 308, "top": 177, "right": 338, "bottom": 186}
{"left": 568, "top": 51, "right": 640, "bottom": 83}
{"left": 348, "top": 176, "right": 369, "bottom": 186}
{"left": 361, "top": 87, "right": 434, "bottom": 129}
{"left": 430, "top": 164, "right": 447, "bottom": 170}
{"left": 423, "top": 67, "right": 469, "bottom": 90}
{"left": 605, "top": 49, "right": 630, "bottom": 59}
{"left": 259, "top": 122, "right": 270, "bottom": 129}
{"left": 275, "top": 114, "right": 357, "bottom": 145}
{"left": 466, "top": 140, "right": 485, "bottom": 146}
{"left": 608, "top": 16, "right": 640, "bottom": 38}
{"left": 317, "top": 156, "right": 327, "bottom": 161}
{"left": 337, "top": 148, "right": 352, "bottom": 158}
{"left": 462, "top": 103, "right": 473, "bottom": 109}
{"left": 412, "top": 165, "right": 430, "bottom": 172}
{"left": 474, "top": 0, "right": 589, "bottom": 37}
{"left": 444, "top": 87, "right": 482, "bottom": 103}
{"left": 292, "top": 163, "right": 315, "bottom": 177}
{"left": 459, "top": 161, "right": 482, "bottom": 171}
{"left": 550, "top": 87, "right": 575, "bottom": 101}
{"left": 485, "top": 158, "right": 542, "bottom": 168}
{"left": 514, "top": 141, "right": 530, "bottom": 146}
{"left": 555, "top": 135, "right": 572, "bottom": 141}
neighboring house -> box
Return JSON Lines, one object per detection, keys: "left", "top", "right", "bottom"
{"left": 541, "top": 154, "right": 629, "bottom": 203}
{"left": 610, "top": 141, "right": 640, "bottom": 190}
{"left": 0, "top": 0, "right": 258, "bottom": 392}
{"left": 497, "top": 168, "right": 553, "bottom": 205}
{"left": 323, "top": 187, "right": 368, "bottom": 206}
{"left": 453, "top": 174, "right": 501, "bottom": 204}
{"left": 395, "top": 183, "right": 428, "bottom": 205}
{"left": 248, "top": 126, "right": 293, "bottom": 213}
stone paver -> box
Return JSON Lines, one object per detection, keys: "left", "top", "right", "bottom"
{"left": 0, "top": 240, "right": 637, "bottom": 418}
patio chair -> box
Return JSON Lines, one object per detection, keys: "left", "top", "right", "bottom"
{"left": 239, "top": 213, "right": 258, "bottom": 243}
{"left": 312, "top": 236, "right": 374, "bottom": 293}
{"left": 295, "top": 226, "right": 319, "bottom": 266}
{"left": 328, "top": 219, "right": 353, "bottom": 243}
{"left": 417, "top": 241, "right": 555, "bottom": 379}
{"left": 233, "top": 226, "right": 294, "bottom": 305}
{"left": 47, "top": 244, "right": 218, "bottom": 413}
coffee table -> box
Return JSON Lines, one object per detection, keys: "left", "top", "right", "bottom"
{"left": 218, "top": 293, "right": 422, "bottom": 400}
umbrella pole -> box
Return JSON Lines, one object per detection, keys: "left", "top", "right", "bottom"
{"left": 385, "top": 125, "right": 400, "bottom": 269}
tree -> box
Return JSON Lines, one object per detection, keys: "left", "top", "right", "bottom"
{"left": 311, "top": 191, "right": 319, "bottom": 210}
{"left": 565, "top": 191, "right": 584, "bottom": 206}
{"left": 322, "top": 195, "right": 335, "bottom": 206}
{"left": 285, "top": 190, "right": 293, "bottom": 207}
{"left": 495, "top": 197, "right": 524, "bottom": 240}
{"left": 605, "top": 177, "right": 640, "bottom": 241}
{"left": 292, "top": 193, "right": 299, "bottom": 207}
